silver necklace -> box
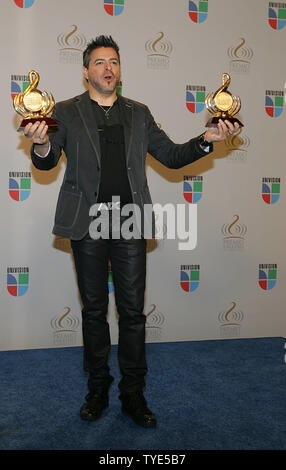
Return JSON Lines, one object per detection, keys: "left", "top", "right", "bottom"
{"left": 98, "top": 102, "right": 114, "bottom": 119}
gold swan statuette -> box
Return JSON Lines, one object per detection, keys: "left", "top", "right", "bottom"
{"left": 205, "top": 73, "right": 243, "bottom": 128}
{"left": 13, "top": 70, "right": 57, "bottom": 129}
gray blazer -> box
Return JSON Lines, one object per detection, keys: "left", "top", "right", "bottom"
{"left": 31, "top": 91, "right": 212, "bottom": 240}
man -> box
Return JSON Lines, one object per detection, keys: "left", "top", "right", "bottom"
{"left": 22, "top": 35, "right": 238, "bottom": 427}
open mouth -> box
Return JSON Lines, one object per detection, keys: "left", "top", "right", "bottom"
{"left": 104, "top": 74, "right": 113, "bottom": 82}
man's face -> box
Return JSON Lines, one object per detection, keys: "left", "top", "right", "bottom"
{"left": 83, "top": 47, "right": 121, "bottom": 95}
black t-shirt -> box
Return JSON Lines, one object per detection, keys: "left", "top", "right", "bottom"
{"left": 90, "top": 98, "right": 133, "bottom": 205}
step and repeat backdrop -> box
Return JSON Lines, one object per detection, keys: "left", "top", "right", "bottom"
{"left": 1, "top": 0, "right": 286, "bottom": 350}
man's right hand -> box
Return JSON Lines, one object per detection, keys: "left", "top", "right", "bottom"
{"left": 22, "top": 119, "right": 50, "bottom": 156}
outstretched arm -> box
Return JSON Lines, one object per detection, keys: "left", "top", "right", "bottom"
{"left": 146, "top": 106, "right": 240, "bottom": 169}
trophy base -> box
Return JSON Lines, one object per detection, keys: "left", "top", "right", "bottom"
{"left": 206, "top": 116, "right": 244, "bottom": 128}
{"left": 18, "top": 116, "right": 58, "bottom": 131}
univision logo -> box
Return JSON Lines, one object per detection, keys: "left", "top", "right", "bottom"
{"left": 11, "top": 75, "right": 29, "bottom": 102}
{"left": 180, "top": 264, "right": 200, "bottom": 293}
{"left": 268, "top": 2, "right": 286, "bottom": 30}
{"left": 186, "top": 85, "right": 206, "bottom": 114}
{"left": 262, "top": 177, "right": 280, "bottom": 205}
{"left": 258, "top": 264, "right": 277, "bottom": 291}
{"left": 104, "top": 0, "right": 124, "bottom": 16}
{"left": 188, "top": 0, "right": 208, "bottom": 23}
{"left": 183, "top": 176, "right": 203, "bottom": 204}
{"left": 14, "top": 0, "right": 35, "bottom": 8}
{"left": 265, "top": 90, "right": 283, "bottom": 117}
{"left": 9, "top": 172, "right": 31, "bottom": 202}
{"left": 7, "top": 267, "right": 29, "bottom": 297}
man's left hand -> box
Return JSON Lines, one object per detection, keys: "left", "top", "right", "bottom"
{"left": 204, "top": 119, "right": 240, "bottom": 143}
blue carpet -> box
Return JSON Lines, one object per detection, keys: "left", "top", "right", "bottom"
{"left": 0, "top": 337, "right": 285, "bottom": 450}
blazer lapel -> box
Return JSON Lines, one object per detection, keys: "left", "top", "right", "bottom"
{"left": 75, "top": 91, "right": 101, "bottom": 168}
{"left": 117, "top": 95, "right": 134, "bottom": 164}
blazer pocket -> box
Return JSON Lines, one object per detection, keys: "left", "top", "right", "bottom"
{"left": 54, "top": 186, "right": 82, "bottom": 229}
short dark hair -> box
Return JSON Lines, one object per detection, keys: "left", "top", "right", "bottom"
{"left": 83, "top": 35, "right": 120, "bottom": 68}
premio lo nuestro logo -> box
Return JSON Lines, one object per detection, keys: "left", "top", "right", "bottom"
{"left": 11, "top": 75, "right": 29, "bottom": 102}
{"left": 268, "top": 2, "right": 286, "bottom": 30}
{"left": 14, "top": 0, "right": 35, "bottom": 8}
{"left": 180, "top": 264, "right": 200, "bottom": 292}
{"left": 262, "top": 177, "right": 280, "bottom": 204}
{"left": 186, "top": 85, "right": 206, "bottom": 114}
{"left": 227, "top": 38, "right": 253, "bottom": 74}
{"left": 259, "top": 264, "right": 277, "bottom": 291}
{"left": 145, "top": 32, "right": 173, "bottom": 70}
{"left": 57, "top": 25, "right": 87, "bottom": 64}
{"left": 183, "top": 176, "right": 203, "bottom": 203}
{"left": 50, "top": 307, "right": 80, "bottom": 346}
{"left": 265, "top": 90, "right": 283, "bottom": 117}
{"left": 222, "top": 214, "right": 247, "bottom": 251}
{"left": 7, "top": 267, "right": 29, "bottom": 297}
{"left": 9, "top": 172, "right": 31, "bottom": 201}
{"left": 188, "top": 1, "right": 208, "bottom": 23}
{"left": 104, "top": 0, "right": 124, "bottom": 16}
{"left": 224, "top": 129, "right": 250, "bottom": 164}
{"left": 218, "top": 301, "right": 244, "bottom": 338}
{"left": 145, "top": 304, "right": 165, "bottom": 342}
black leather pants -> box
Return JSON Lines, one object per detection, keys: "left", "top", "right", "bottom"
{"left": 71, "top": 228, "right": 147, "bottom": 394}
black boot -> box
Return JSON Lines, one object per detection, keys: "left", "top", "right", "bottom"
{"left": 80, "top": 389, "right": 109, "bottom": 421}
{"left": 119, "top": 391, "right": 156, "bottom": 427}
{"left": 80, "top": 378, "right": 114, "bottom": 421}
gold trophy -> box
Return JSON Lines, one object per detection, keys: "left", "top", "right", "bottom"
{"left": 13, "top": 70, "right": 57, "bottom": 130}
{"left": 205, "top": 73, "right": 243, "bottom": 128}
